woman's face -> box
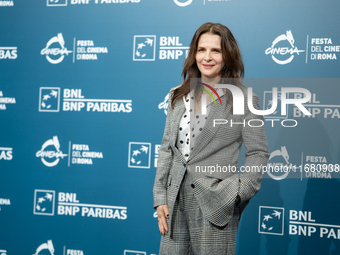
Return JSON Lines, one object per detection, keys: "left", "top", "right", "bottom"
{"left": 195, "top": 33, "right": 224, "bottom": 79}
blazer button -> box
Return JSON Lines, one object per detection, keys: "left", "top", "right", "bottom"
{"left": 191, "top": 184, "right": 195, "bottom": 188}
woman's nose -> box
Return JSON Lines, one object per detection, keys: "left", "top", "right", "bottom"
{"left": 204, "top": 50, "right": 212, "bottom": 61}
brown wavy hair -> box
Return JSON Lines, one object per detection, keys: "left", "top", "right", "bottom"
{"left": 171, "top": 22, "right": 245, "bottom": 109}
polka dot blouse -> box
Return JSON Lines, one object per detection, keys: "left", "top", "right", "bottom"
{"left": 176, "top": 88, "right": 224, "bottom": 161}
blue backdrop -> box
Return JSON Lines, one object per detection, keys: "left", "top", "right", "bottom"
{"left": 1, "top": 0, "right": 340, "bottom": 254}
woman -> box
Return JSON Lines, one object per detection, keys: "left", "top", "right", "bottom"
{"left": 153, "top": 22, "right": 270, "bottom": 255}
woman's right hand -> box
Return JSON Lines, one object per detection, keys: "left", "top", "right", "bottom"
{"left": 156, "top": 204, "right": 169, "bottom": 235}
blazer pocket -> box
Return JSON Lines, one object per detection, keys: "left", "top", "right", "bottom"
{"left": 192, "top": 177, "right": 239, "bottom": 227}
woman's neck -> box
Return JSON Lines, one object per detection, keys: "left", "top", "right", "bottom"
{"left": 200, "top": 77, "right": 221, "bottom": 88}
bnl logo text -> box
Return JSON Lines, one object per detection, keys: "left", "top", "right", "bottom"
{"left": 159, "top": 37, "right": 189, "bottom": 60}
{"left": 201, "top": 84, "right": 312, "bottom": 116}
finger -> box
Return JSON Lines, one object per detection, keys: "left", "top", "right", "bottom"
{"left": 157, "top": 210, "right": 165, "bottom": 234}
{"left": 158, "top": 219, "right": 164, "bottom": 235}
{"left": 161, "top": 215, "right": 168, "bottom": 233}
{"left": 159, "top": 213, "right": 167, "bottom": 234}
{"left": 156, "top": 206, "right": 168, "bottom": 234}
{"left": 164, "top": 205, "right": 169, "bottom": 219}
{"left": 160, "top": 206, "right": 169, "bottom": 232}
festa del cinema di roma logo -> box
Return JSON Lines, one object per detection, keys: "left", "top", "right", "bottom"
{"left": 41, "top": 33, "right": 72, "bottom": 64}
{"left": 36, "top": 136, "right": 67, "bottom": 167}
{"left": 265, "top": 30, "right": 305, "bottom": 65}
{"left": 32, "top": 239, "right": 84, "bottom": 255}
{"left": 173, "top": 0, "right": 192, "bottom": 7}
{"left": 33, "top": 240, "right": 55, "bottom": 255}
{"left": 36, "top": 136, "right": 104, "bottom": 167}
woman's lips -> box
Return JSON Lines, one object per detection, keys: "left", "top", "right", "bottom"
{"left": 203, "top": 64, "right": 215, "bottom": 69}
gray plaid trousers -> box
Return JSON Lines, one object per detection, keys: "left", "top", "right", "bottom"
{"left": 159, "top": 172, "right": 240, "bottom": 255}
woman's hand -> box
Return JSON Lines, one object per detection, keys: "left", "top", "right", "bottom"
{"left": 156, "top": 204, "right": 169, "bottom": 235}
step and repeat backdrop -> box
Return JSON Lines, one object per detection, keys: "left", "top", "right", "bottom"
{"left": 1, "top": 0, "right": 340, "bottom": 255}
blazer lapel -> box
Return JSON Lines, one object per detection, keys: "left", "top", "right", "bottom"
{"left": 188, "top": 96, "right": 231, "bottom": 162}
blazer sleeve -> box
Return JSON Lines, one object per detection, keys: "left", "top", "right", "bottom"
{"left": 238, "top": 92, "right": 270, "bottom": 205}
{"left": 153, "top": 89, "right": 174, "bottom": 209}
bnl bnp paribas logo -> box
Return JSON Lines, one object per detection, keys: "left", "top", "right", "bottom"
{"left": 133, "top": 35, "right": 189, "bottom": 61}
{"left": 34, "top": 190, "right": 55, "bottom": 215}
{"left": 0, "top": 146, "right": 13, "bottom": 160}
{"left": 39, "top": 87, "right": 132, "bottom": 113}
{"left": 259, "top": 206, "right": 340, "bottom": 241}
{"left": 34, "top": 189, "right": 127, "bottom": 219}
{"left": 47, "top": 0, "right": 67, "bottom": 6}
{"left": 124, "top": 250, "right": 157, "bottom": 255}
{"left": 128, "top": 142, "right": 161, "bottom": 168}
{"left": 39, "top": 87, "right": 60, "bottom": 112}
{"left": 0, "top": 46, "right": 17, "bottom": 59}
{"left": 265, "top": 30, "right": 305, "bottom": 65}
{"left": 259, "top": 206, "right": 284, "bottom": 235}
{"left": 128, "top": 142, "right": 151, "bottom": 168}
{"left": 47, "top": 0, "right": 140, "bottom": 6}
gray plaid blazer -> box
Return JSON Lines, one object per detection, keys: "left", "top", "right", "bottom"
{"left": 153, "top": 86, "right": 270, "bottom": 232}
